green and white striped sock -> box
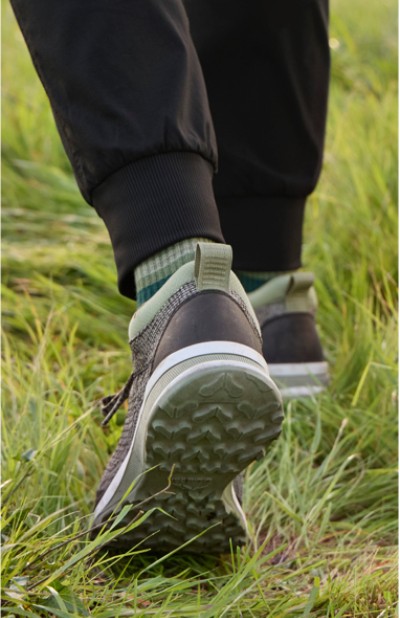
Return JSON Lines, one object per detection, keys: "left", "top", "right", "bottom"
{"left": 135, "top": 238, "right": 213, "bottom": 306}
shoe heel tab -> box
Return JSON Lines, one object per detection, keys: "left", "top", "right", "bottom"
{"left": 287, "top": 271, "right": 314, "bottom": 293}
{"left": 195, "top": 243, "right": 261, "bottom": 336}
{"left": 248, "top": 271, "right": 317, "bottom": 313}
{"left": 286, "top": 272, "right": 317, "bottom": 313}
{"left": 195, "top": 242, "right": 233, "bottom": 291}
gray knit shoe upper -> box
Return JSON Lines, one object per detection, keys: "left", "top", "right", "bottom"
{"left": 96, "top": 282, "right": 197, "bottom": 504}
{"left": 92, "top": 243, "right": 283, "bottom": 554}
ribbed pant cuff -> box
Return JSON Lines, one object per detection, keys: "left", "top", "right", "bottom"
{"left": 93, "top": 153, "right": 224, "bottom": 299}
{"left": 217, "top": 196, "right": 306, "bottom": 272}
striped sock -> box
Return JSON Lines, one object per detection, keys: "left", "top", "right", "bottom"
{"left": 135, "top": 238, "right": 213, "bottom": 306}
{"left": 236, "top": 270, "right": 281, "bottom": 293}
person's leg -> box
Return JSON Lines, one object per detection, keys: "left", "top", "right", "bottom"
{"left": 10, "top": 0, "right": 225, "bottom": 300}
{"left": 185, "top": 0, "right": 330, "bottom": 396}
{"left": 185, "top": 0, "right": 330, "bottom": 274}
{"left": 10, "top": 0, "right": 284, "bottom": 552}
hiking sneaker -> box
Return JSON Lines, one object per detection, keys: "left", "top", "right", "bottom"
{"left": 92, "top": 243, "right": 283, "bottom": 554}
{"left": 248, "top": 272, "right": 329, "bottom": 399}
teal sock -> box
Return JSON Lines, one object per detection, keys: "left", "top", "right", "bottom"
{"left": 236, "top": 270, "right": 281, "bottom": 293}
{"left": 135, "top": 238, "right": 213, "bottom": 306}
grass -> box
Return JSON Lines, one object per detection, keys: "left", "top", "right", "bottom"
{"left": 1, "top": 0, "right": 398, "bottom": 615}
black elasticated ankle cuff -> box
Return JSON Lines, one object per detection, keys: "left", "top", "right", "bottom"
{"left": 93, "top": 152, "right": 224, "bottom": 299}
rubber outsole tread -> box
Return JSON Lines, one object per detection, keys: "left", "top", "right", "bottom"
{"left": 97, "top": 364, "right": 283, "bottom": 554}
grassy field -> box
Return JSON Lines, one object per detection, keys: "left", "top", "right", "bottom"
{"left": 2, "top": 0, "right": 398, "bottom": 616}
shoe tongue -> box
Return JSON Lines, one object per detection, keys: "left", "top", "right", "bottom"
{"left": 194, "top": 242, "right": 233, "bottom": 292}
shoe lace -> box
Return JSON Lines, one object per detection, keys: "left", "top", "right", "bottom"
{"left": 100, "top": 363, "right": 147, "bottom": 426}
{"left": 100, "top": 371, "right": 136, "bottom": 426}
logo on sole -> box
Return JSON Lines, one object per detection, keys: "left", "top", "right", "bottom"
{"left": 173, "top": 477, "right": 211, "bottom": 490}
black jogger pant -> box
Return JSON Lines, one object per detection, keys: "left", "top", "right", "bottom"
{"left": 11, "top": 0, "right": 330, "bottom": 299}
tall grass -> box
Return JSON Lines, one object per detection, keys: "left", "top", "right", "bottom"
{"left": 2, "top": 0, "right": 398, "bottom": 615}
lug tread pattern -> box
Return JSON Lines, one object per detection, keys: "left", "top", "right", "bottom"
{"left": 108, "top": 367, "right": 283, "bottom": 554}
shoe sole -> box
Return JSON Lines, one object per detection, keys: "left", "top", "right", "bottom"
{"left": 93, "top": 342, "right": 283, "bottom": 554}
{"left": 269, "top": 361, "right": 330, "bottom": 399}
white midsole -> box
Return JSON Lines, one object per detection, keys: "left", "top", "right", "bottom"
{"left": 223, "top": 483, "right": 249, "bottom": 535}
{"left": 94, "top": 342, "right": 270, "bottom": 520}
{"left": 149, "top": 341, "right": 269, "bottom": 388}
{"left": 269, "top": 361, "right": 329, "bottom": 378}
{"left": 269, "top": 361, "right": 329, "bottom": 399}
{"left": 279, "top": 385, "right": 326, "bottom": 398}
